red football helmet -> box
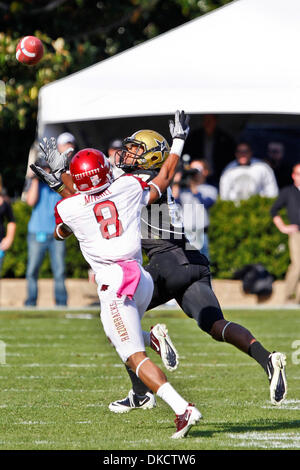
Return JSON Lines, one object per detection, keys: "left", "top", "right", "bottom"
{"left": 69, "top": 148, "right": 113, "bottom": 194}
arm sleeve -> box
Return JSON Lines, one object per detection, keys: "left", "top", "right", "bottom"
{"left": 4, "top": 202, "right": 16, "bottom": 223}
{"left": 270, "top": 189, "right": 287, "bottom": 217}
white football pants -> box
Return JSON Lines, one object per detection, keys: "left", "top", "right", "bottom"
{"left": 96, "top": 263, "right": 153, "bottom": 362}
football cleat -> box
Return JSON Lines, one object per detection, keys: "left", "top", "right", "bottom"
{"left": 267, "top": 351, "right": 287, "bottom": 406}
{"left": 150, "top": 323, "right": 179, "bottom": 371}
{"left": 108, "top": 389, "right": 156, "bottom": 413}
{"left": 171, "top": 403, "right": 202, "bottom": 439}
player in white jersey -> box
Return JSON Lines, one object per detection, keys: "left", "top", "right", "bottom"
{"left": 55, "top": 171, "right": 149, "bottom": 267}
{"left": 31, "top": 111, "right": 202, "bottom": 439}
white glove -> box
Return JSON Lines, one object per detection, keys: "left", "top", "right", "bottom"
{"left": 169, "top": 110, "right": 190, "bottom": 141}
{"left": 39, "top": 137, "right": 73, "bottom": 180}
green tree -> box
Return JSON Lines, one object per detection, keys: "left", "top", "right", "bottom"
{"left": 0, "top": 0, "right": 233, "bottom": 196}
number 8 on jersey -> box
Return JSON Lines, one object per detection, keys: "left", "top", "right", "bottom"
{"left": 93, "top": 201, "right": 124, "bottom": 239}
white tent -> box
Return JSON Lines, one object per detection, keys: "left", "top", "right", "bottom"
{"left": 38, "top": 0, "right": 300, "bottom": 135}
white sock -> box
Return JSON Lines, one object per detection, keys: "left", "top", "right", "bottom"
{"left": 156, "top": 382, "right": 188, "bottom": 415}
{"left": 142, "top": 330, "right": 150, "bottom": 347}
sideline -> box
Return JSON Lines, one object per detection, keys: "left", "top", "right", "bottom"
{"left": 0, "top": 304, "right": 300, "bottom": 312}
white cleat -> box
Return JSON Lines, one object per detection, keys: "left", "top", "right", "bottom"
{"left": 267, "top": 352, "right": 287, "bottom": 406}
{"left": 150, "top": 323, "right": 179, "bottom": 371}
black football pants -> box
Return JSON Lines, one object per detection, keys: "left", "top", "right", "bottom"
{"left": 144, "top": 249, "right": 224, "bottom": 334}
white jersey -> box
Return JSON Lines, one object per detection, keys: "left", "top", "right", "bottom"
{"left": 55, "top": 175, "right": 150, "bottom": 273}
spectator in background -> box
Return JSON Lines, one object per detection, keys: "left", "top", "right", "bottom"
{"left": 24, "top": 158, "right": 67, "bottom": 307}
{"left": 271, "top": 163, "right": 300, "bottom": 304}
{"left": 172, "top": 159, "right": 218, "bottom": 260}
{"left": 22, "top": 141, "right": 40, "bottom": 201}
{"left": 107, "top": 138, "right": 124, "bottom": 178}
{"left": 264, "top": 141, "right": 292, "bottom": 189}
{"left": 219, "top": 141, "right": 278, "bottom": 202}
{"left": 184, "top": 114, "right": 236, "bottom": 186}
{"left": 57, "top": 132, "right": 76, "bottom": 159}
{"left": 0, "top": 175, "right": 16, "bottom": 276}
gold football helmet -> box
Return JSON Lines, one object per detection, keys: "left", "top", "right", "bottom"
{"left": 116, "top": 129, "right": 170, "bottom": 170}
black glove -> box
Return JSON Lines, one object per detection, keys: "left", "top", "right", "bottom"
{"left": 39, "top": 137, "right": 73, "bottom": 180}
{"left": 30, "top": 163, "right": 64, "bottom": 192}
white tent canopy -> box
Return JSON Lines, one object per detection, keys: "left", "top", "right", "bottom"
{"left": 38, "top": 0, "right": 300, "bottom": 135}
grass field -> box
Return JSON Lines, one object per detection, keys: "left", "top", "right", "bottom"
{"left": 0, "top": 307, "right": 299, "bottom": 451}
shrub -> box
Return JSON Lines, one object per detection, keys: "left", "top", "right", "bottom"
{"left": 208, "top": 196, "right": 290, "bottom": 279}
{"left": 1, "top": 196, "right": 290, "bottom": 280}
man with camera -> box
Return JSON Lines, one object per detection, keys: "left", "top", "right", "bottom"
{"left": 172, "top": 158, "right": 218, "bottom": 259}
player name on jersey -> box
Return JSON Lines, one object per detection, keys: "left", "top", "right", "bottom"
{"left": 83, "top": 189, "right": 112, "bottom": 204}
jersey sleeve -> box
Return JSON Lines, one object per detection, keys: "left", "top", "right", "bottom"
{"left": 126, "top": 174, "right": 150, "bottom": 190}
{"left": 54, "top": 200, "right": 64, "bottom": 225}
{"left": 121, "top": 174, "right": 150, "bottom": 205}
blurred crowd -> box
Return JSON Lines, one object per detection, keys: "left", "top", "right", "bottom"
{"left": 1, "top": 115, "right": 300, "bottom": 305}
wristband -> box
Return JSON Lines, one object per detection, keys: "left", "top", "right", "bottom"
{"left": 149, "top": 181, "right": 162, "bottom": 198}
{"left": 56, "top": 183, "right": 66, "bottom": 194}
{"left": 56, "top": 224, "right": 66, "bottom": 240}
{"left": 170, "top": 138, "right": 185, "bottom": 157}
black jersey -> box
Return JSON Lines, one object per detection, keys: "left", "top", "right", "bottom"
{"left": 131, "top": 168, "right": 209, "bottom": 265}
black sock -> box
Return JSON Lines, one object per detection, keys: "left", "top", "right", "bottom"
{"left": 248, "top": 341, "right": 271, "bottom": 373}
{"left": 125, "top": 365, "right": 151, "bottom": 395}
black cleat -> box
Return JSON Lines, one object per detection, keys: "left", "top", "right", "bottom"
{"left": 109, "top": 389, "right": 156, "bottom": 413}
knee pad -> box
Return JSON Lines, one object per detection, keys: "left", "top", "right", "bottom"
{"left": 179, "top": 279, "right": 224, "bottom": 333}
{"left": 198, "top": 306, "right": 225, "bottom": 334}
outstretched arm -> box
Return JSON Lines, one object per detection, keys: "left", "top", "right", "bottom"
{"left": 148, "top": 110, "right": 190, "bottom": 204}
{"left": 30, "top": 136, "right": 75, "bottom": 198}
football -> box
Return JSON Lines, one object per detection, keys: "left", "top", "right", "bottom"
{"left": 16, "top": 36, "right": 44, "bottom": 66}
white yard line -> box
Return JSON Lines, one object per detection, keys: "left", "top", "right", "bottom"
{"left": 4, "top": 363, "right": 99, "bottom": 368}
{"left": 176, "top": 362, "right": 256, "bottom": 367}
{"left": 262, "top": 399, "right": 300, "bottom": 410}
{"left": 1, "top": 388, "right": 106, "bottom": 392}
{"left": 0, "top": 403, "right": 104, "bottom": 408}
{"left": 227, "top": 431, "right": 300, "bottom": 449}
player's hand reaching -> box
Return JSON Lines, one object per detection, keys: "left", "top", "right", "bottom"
{"left": 169, "top": 110, "right": 190, "bottom": 141}
{"left": 39, "top": 137, "right": 73, "bottom": 180}
{"left": 30, "top": 163, "right": 64, "bottom": 192}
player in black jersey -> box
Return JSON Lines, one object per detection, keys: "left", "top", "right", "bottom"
{"left": 32, "top": 118, "right": 287, "bottom": 412}
{"left": 108, "top": 127, "right": 287, "bottom": 412}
